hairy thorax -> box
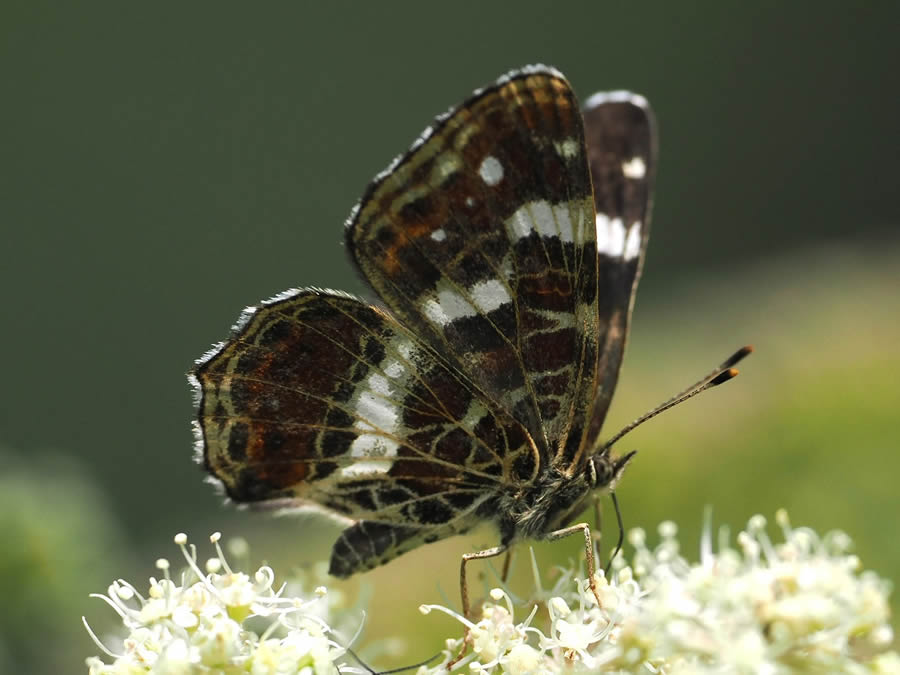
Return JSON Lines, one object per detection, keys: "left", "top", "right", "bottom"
{"left": 496, "top": 466, "right": 595, "bottom": 543}
{"left": 491, "top": 449, "right": 635, "bottom": 545}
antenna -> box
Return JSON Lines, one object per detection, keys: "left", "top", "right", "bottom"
{"left": 600, "top": 345, "right": 753, "bottom": 453}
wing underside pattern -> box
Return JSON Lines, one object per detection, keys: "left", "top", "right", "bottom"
{"left": 581, "top": 91, "right": 656, "bottom": 443}
{"left": 347, "top": 68, "right": 603, "bottom": 470}
{"left": 191, "top": 66, "right": 657, "bottom": 577}
{"left": 192, "top": 289, "right": 537, "bottom": 573}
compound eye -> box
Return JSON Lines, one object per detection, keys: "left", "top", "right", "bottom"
{"left": 590, "top": 455, "right": 613, "bottom": 488}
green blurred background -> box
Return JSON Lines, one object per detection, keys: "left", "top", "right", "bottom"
{"left": 2, "top": 2, "right": 898, "bottom": 671}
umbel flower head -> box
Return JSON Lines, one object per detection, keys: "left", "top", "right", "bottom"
{"left": 419, "top": 510, "right": 898, "bottom": 674}
{"left": 84, "top": 512, "right": 899, "bottom": 674}
{"left": 83, "top": 532, "right": 360, "bottom": 674}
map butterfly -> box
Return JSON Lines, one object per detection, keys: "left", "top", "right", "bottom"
{"left": 190, "top": 65, "right": 749, "bottom": 623}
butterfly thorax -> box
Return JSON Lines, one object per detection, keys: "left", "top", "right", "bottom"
{"left": 497, "top": 449, "right": 634, "bottom": 543}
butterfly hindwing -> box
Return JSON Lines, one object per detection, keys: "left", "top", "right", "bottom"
{"left": 192, "top": 288, "right": 539, "bottom": 572}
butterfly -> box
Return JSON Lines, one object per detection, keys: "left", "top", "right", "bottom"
{"left": 190, "top": 65, "right": 748, "bottom": 624}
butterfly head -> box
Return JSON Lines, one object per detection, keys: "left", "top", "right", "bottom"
{"left": 589, "top": 449, "right": 637, "bottom": 493}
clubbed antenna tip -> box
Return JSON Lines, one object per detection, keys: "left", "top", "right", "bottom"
{"left": 601, "top": 345, "right": 753, "bottom": 452}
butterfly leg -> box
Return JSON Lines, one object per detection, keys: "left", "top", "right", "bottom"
{"left": 546, "top": 522, "right": 604, "bottom": 609}
{"left": 460, "top": 544, "right": 507, "bottom": 618}
{"left": 606, "top": 492, "right": 626, "bottom": 576}
{"left": 500, "top": 549, "right": 514, "bottom": 583}
{"left": 590, "top": 495, "right": 626, "bottom": 577}
{"left": 446, "top": 544, "right": 508, "bottom": 669}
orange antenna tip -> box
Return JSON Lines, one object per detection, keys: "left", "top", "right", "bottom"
{"left": 599, "top": 344, "right": 752, "bottom": 452}
{"left": 710, "top": 368, "right": 739, "bottom": 386}
{"left": 722, "top": 345, "right": 754, "bottom": 369}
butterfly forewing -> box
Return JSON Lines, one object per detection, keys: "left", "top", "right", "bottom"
{"left": 192, "top": 288, "right": 538, "bottom": 575}
{"left": 346, "top": 67, "right": 602, "bottom": 471}
{"left": 580, "top": 93, "right": 657, "bottom": 444}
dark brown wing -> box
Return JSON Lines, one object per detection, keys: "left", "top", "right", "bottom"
{"left": 191, "top": 289, "right": 538, "bottom": 573}
{"left": 346, "top": 66, "right": 601, "bottom": 471}
{"left": 579, "top": 91, "right": 657, "bottom": 447}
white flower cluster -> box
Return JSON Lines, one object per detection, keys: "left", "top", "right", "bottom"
{"left": 84, "top": 532, "right": 360, "bottom": 675}
{"left": 419, "top": 510, "right": 899, "bottom": 674}
{"left": 84, "top": 512, "right": 898, "bottom": 674}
